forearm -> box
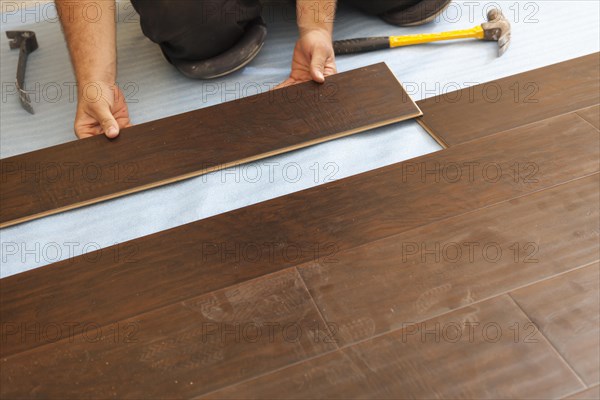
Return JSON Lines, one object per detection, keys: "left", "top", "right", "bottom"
{"left": 296, "top": 0, "right": 336, "bottom": 35}
{"left": 56, "top": 0, "right": 116, "bottom": 84}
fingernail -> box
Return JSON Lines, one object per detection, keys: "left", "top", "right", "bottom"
{"left": 107, "top": 127, "right": 118, "bottom": 137}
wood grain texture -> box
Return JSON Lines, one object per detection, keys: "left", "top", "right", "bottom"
{"left": 565, "top": 385, "right": 600, "bottom": 400}
{"left": 0, "top": 63, "right": 421, "bottom": 228}
{"left": 577, "top": 105, "right": 600, "bottom": 130}
{"left": 512, "top": 263, "right": 600, "bottom": 386}
{"left": 298, "top": 174, "right": 600, "bottom": 346}
{"left": 205, "top": 295, "right": 584, "bottom": 399}
{"left": 0, "top": 269, "right": 337, "bottom": 399}
{"left": 2, "top": 112, "right": 598, "bottom": 358}
{"left": 416, "top": 53, "right": 600, "bottom": 146}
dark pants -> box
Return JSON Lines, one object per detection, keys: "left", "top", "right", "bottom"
{"left": 131, "top": 0, "right": 422, "bottom": 62}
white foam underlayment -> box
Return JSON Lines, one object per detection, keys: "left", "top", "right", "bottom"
{"left": 0, "top": 1, "right": 598, "bottom": 277}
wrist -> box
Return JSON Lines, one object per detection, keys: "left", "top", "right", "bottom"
{"left": 75, "top": 61, "right": 117, "bottom": 89}
{"left": 298, "top": 26, "right": 333, "bottom": 41}
{"left": 296, "top": 0, "right": 335, "bottom": 35}
{"left": 76, "top": 80, "right": 116, "bottom": 103}
{"left": 77, "top": 73, "right": 116, "bottom": 86}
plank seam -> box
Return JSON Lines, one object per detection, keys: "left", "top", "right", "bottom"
{"left": 506, "top": 292, "right": 588, "bottom": 389}
{"left": 418, "top": 104, "right": 600, "bottom": 148}
{"left": 574, "top": 109, "right": 600, "bottom": 132}
{"left": 293, "top": 267, "right": 341, "bottom": 350}
{"left": 416, "top": 117, "right": 449, "bottom": 148}
{"left": 561, "top": 384, "right": 600, "bottom": 399}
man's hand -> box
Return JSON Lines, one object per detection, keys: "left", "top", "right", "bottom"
{"left": 279, "top": 29, "right": 337, "bottom": 87}
{"left": 74, "top": 82, "right": 131, "bottom": 139}
{"left": 279, "top": 0, "right": 337, "bottom": 88}
{"left": 57, "top": 0, "right": 122, "bottom": 139}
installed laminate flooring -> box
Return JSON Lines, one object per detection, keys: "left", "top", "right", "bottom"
{"left": 416, "top": 53, "right": 600, "bottom": 146}
{"left": 1, "top": 54, "right": 598, "bottom": 398}
{"left": 2, "top": 112, "right": 597, "bottom": 358}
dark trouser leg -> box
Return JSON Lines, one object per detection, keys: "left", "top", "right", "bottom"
{"left": 343, "top": 0, "right": 452, "bottom": 26}
{"left": 131, "top": 0, "right": 262, "bottom": 61}
{"left": 131, "top": 0, "right": 266, "bottom": 78}
{"left": 342, "top": 0, "right": 422, "bottom": 15}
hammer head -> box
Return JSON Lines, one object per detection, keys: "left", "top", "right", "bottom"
{"left": 481, "top": 9, "right": 511, "bottom": 56}
{"left": 6, "top": 31, "right": 38, "bottom": 114}
{"left": 6, "top": 30, "right": 38, "bottom": 53}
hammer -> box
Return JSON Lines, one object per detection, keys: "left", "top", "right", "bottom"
{"left": 334, "top": 9, "right": 511, "bottom": 57}
{"left": 6, "top": 31, "right": 38, "bottom": 114}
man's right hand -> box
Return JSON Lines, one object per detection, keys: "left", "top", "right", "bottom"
{"left": 74, "top": 81, "right": 131, "bottom": 139}
{"left": 57, "top": 0, "right": 122, "bottom": 139}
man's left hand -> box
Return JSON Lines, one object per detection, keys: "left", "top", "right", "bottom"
{"left": 279, "top": 28, "right": 337, "bottom": 87}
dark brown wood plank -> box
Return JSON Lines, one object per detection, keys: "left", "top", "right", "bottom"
{"left": 0, "top": 63, "right": 421, "bottom": 228}
{"left": 577, "top": 105, "right": 600, "bottom": 130}
{"left": 0, "top": 269, "right": 337, "bottom": 399}
{"left": 2, "top": 112, "right": 598, "bottom": 358}
{"left": 565, "top": 385, "right": 600, "bottom": 400}
{"left": 417, "top": 53, "right": 600, "bottom": 146}
{"left": 298, "top": 174, "right": 600, "bottom": 346}
{"left": 205, "top": 295, "right": 584, "bottom": 399}
{"left": 511, "top": 263, "right": 600, "bottom": 386}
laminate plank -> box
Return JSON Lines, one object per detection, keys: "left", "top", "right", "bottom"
{"left": 205, "top": 295, "right": 584, "bottom": 399}
{"left": 565, "top": 385, "right": 600, "bottom": 400}
{"left": 0, "top": 63, "right": 421, "bottom": 228}
{"left": 298, "top": 174, "right": 600, "bottom": 346}
{"left": 0, "top": 269, "right": 337, "bottom": 399}
{"left": 2, "top": 112, "right": 598, "bottom": 358}
{"left": 416, "top": 53, "right": 600, "bottom": 146}
{"left": 511, "top": 263, "right": 600, "bottom": 386}
{"left": 577, "top": 105, "right": 600, "bottom": 130}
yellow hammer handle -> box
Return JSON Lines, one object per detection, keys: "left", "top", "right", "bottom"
{"left": 389, "top": 25, "right": 484, "bottom": 47}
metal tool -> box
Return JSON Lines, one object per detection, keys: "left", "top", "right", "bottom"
{"left": 6, "top": 30, "right": 38, "bottom": 114}
{"left": 334, "top": 9, "right": 511, "bottom": 57}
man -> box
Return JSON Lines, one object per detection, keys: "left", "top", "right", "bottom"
{"left": 56, "top": 0, "right": 450, "bottom": 139}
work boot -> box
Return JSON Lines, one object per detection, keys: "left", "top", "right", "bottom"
{"left": 380, "top": 0, "right": 453, "bottom": 26}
